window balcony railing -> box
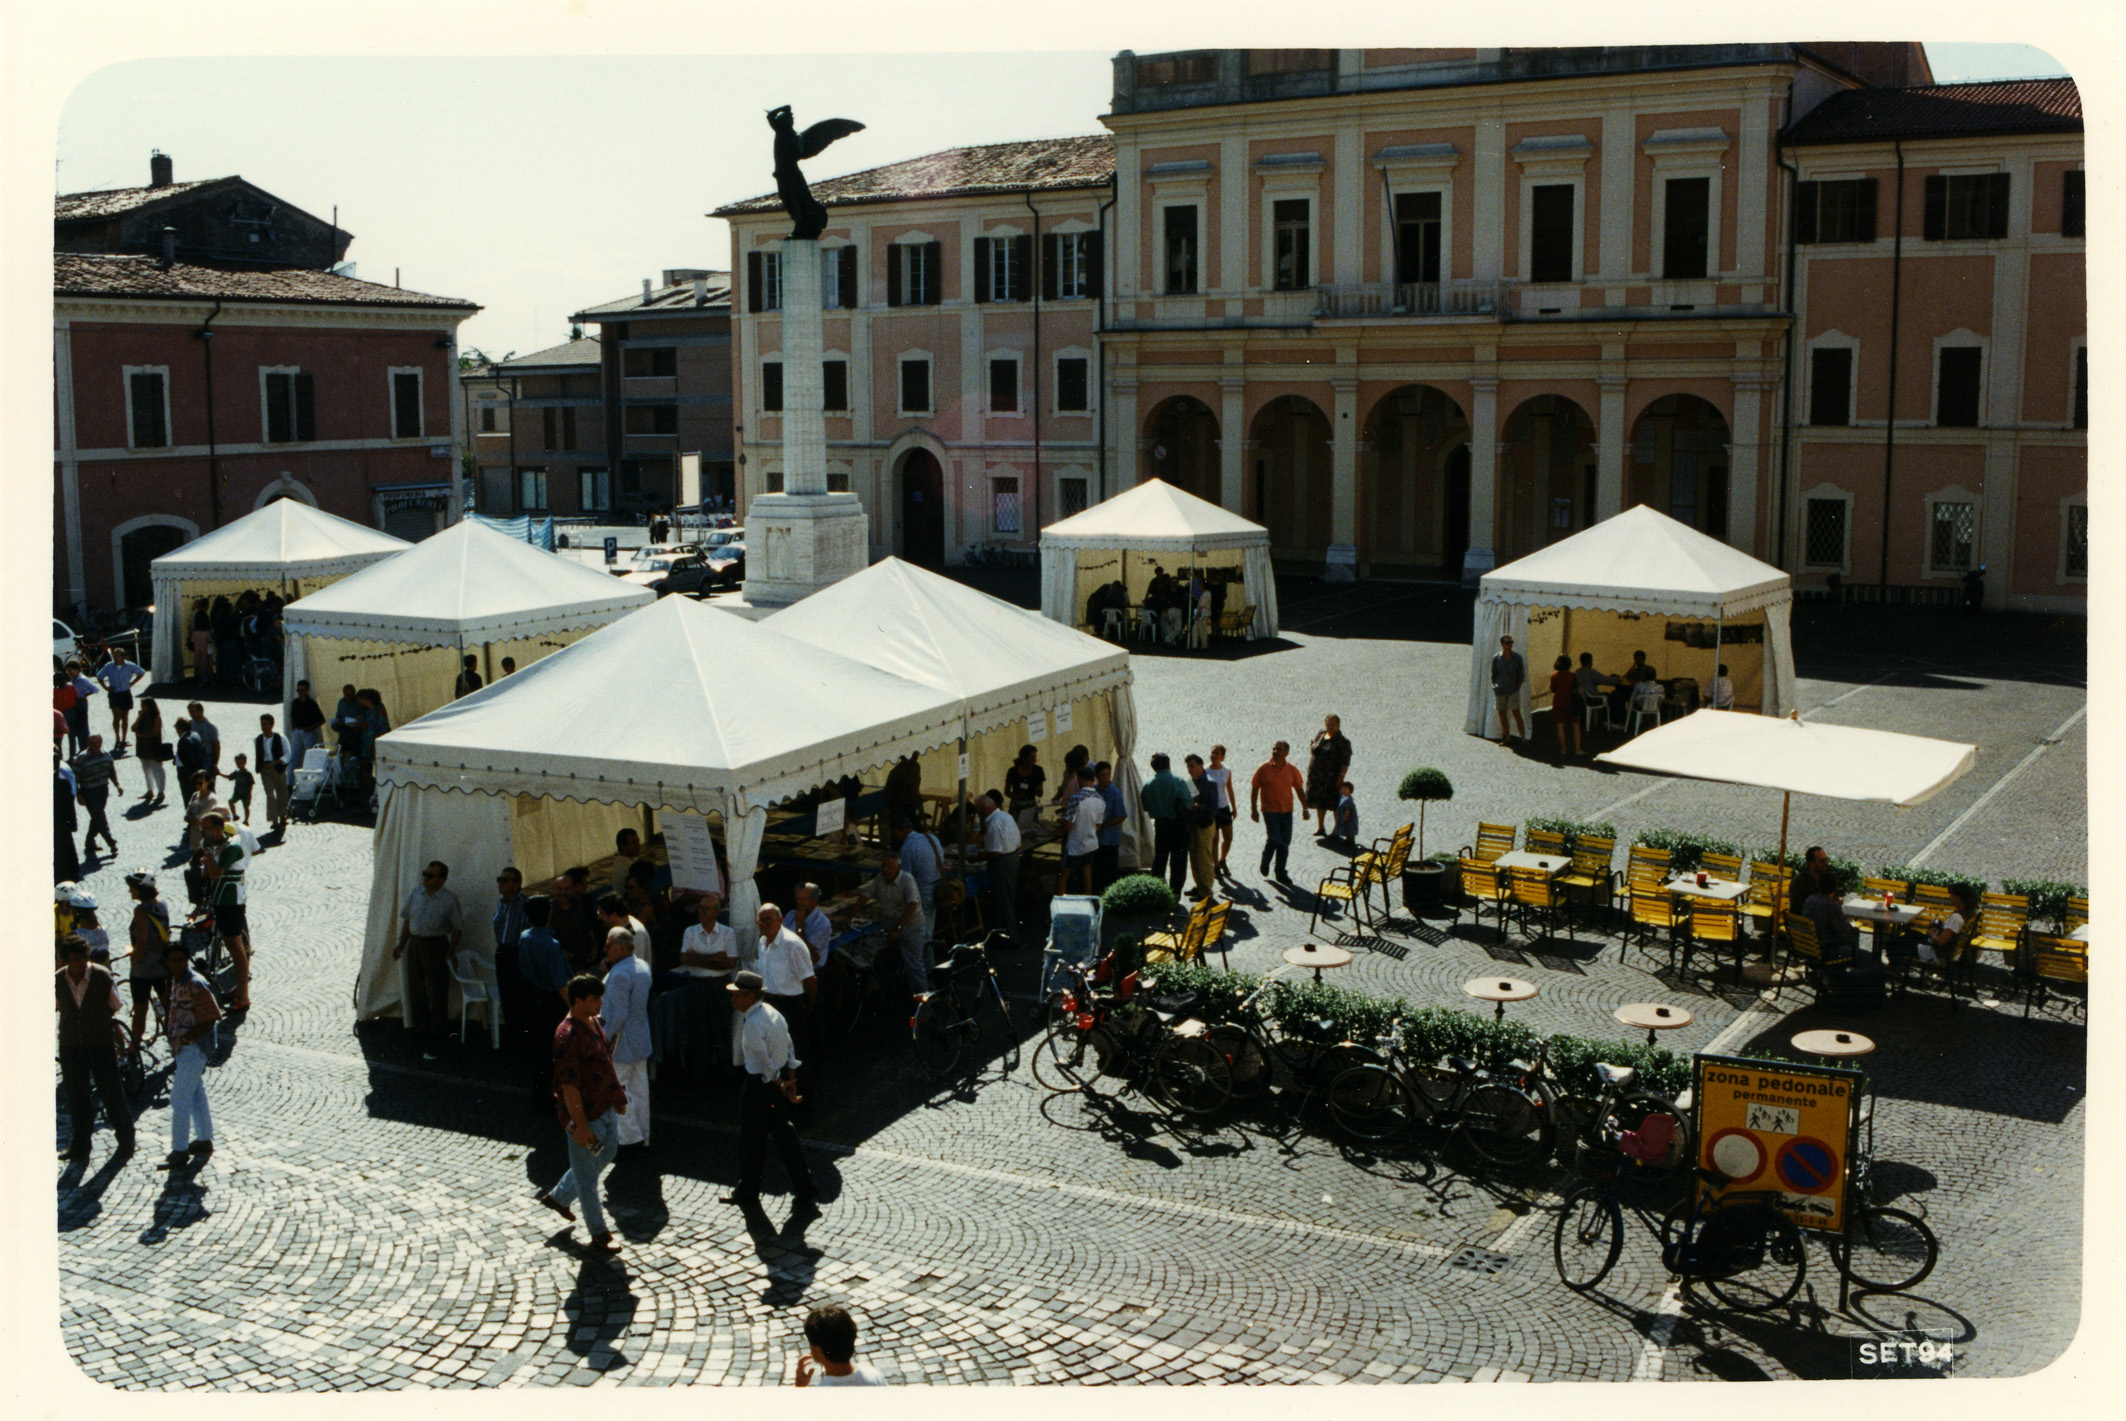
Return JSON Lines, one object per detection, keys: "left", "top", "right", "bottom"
{"left": 1315, "top": 280, "right": 1509, "bottom": 318}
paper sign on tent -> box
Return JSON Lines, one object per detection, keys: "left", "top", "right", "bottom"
{"left": 1028, "top": 711, "right": 1048, "bottom": 743}
{"left": 664, "top": 813, "right": 723, "bottom": 895}
{"left": 1056, "top": 702, "right": 1073, "bottom": 733}
{"left": 815, "top": 797, "right": 846, "bottom": 836}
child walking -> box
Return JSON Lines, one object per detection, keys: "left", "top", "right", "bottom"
{"left": 228, "top": 754, "right": 255, "bottom": 826}
{"left": 1332, "top": 781, "right": 1360, "bottom": 847}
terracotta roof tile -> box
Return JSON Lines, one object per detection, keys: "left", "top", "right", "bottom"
{"left": 55, "top": 178, "right": 231, "bottom": 221}
{"left": 54, "top": 252, "right": 478, "bottom": 309}
{"left": 1785, "top": 78, "right": 2081, "bottom": 143}
{"left": 714, "top": 134, "right": 1114, "bottom": 216}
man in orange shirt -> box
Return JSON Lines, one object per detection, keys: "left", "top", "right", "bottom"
{"left": 1249, "top": 741, "right": 1307, "bottom": 885}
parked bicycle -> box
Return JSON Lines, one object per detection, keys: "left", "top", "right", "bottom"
{"left": 1826, "top": 1076, "right": 1939, "bottom": 1291}
{"left": 1537, "top": 1047, "right": 1695, "bottom": 1172}
{"left": 1033, "top": 954, "right": 1231, "bottom": 1117}
{"left": 1556, "top": 1161, "right": 1807, "bottom": 1313}
{"left": 1201, "top": 965, "right": 1380, "bottom": 1116}
{"left": 909, "top": 933, "right": 1018, "bottom": 1078}
{"left": 1324, "top": 1024, "right": 1552, "bottom": 1166}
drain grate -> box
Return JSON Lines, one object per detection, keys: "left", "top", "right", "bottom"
{"left": 1448, "top": 1246, "right": 1511, "bottom": 1275}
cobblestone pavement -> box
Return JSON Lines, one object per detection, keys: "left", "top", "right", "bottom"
{"left": 52, "top": 591, "right": 2086, "bottom": 1387}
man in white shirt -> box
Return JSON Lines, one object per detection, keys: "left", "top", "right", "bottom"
{"left": 721, "top": 970, "right": 819, "bottom": 1233}
{"left": 754, "top": 903, "right": 817, "bottom": 1067}
{"left": 1058, "top": 780, "right": 1103, "bottom": 897}
{"left": 973, "top": 792, "right": 1022, "bottom": 944}
{"left": 598, "top": 927, "right": 655, "bottom": 1149}
{"left": 1708, "top": 663, "right": 1735, "bottom": 711}
{"left": 595, "top": 892, "right": 652, "bottom": 965}
{"left": 678, "top": 891, "right": 744, "bottom": 1074}
{"left": 858, "top": 852, "right": 927, "bottom": 995}
{"left": 788, "top": 883, "right": 832, "bottom": 969}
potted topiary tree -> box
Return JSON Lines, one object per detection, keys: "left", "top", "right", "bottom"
{"left": 1099, "top": 872, "right": 1180, "bottom": 965}
{"left": 1397, "top": 767, "right": 1454, "bottom": 912}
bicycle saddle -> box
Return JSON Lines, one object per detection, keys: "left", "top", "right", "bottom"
{"left": 1447, "top": 1055, "right": 1480, "bottom": 1075}
{"left": 1594, "top": 1063, "right": 1637, "bottom": 1087}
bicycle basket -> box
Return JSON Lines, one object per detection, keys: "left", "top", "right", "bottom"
{"left": 1574, "top": 1139, "right": 1624, "bottom": 1178}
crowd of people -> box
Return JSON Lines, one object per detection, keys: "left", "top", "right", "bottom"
{"left": 1488, "top": 635, "right": 1737, "bottom": 757}
{"left": 185, "top": 591, "right": 286, "bottom": 687}
{"left": 1135, "top": 715, "right": 1355, "bottom": 894}
{"left": 1082, "top": 563, "right": 1237, "bottom": 648}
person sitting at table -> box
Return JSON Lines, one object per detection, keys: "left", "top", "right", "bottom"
{"left": 1787, "top": 845, "right": 1839, "bottom": 917}
{"left": 1004, "top": 745, "right": 1046, "bottom": 820}
{"left": 1896, "top": 882, "right": 1975, "bottom": 966}
{"left": 1627, "top": 675, "right": 1665, "bottom": 728}
{"left": 1802, "top": 887, "right": 1862, "bottom": 957}
{"left": 884, "top": 754, "right": 924, "bottom": 824}
{"left": 789, "top": 883, "right": 833, "bottom": 970}
{"left": 1613, "top": 650, "right": 1656, "bottom": 718}
{"left": 1708, "top": 663, "right": 1735, "bottom": 711}
{"left": 1574, "top": 652, "right": 1619, "bottom": 721}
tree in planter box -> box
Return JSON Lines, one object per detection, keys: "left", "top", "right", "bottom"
{"left": 1396, "top": 768, "right": 1454, "bottom": 863}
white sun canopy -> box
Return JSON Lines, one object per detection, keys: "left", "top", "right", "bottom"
{"left": 281, "top": 520, "right": 653, "bottom": 733}
{"left": 360, "top": 596, "right": 967, "bottom": 1019}
{"left": 1039, "top": 478, "right": 1280, "bottom": 639}
{"left": 1465, "top": 506, "right": 1797, "bottom": 735}
{"left": 772, "top": 557, "right": 1148, "bottom": 861}
{"left": 1596, "top": 710, "right": 1977, "bottom": 807}
{"left": 148, "top": 500, "right": 409, "bottom": 681}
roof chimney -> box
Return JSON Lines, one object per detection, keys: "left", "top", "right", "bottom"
{"left": 150, "top": 150, "right": 173, "bottom": 188}
{"left": 693, "top": 277, "right": 708, "bottom": 306}
{"left": 642, "top": 278, "right": 653, "bottom": 304}
{"left": 159, "top": 226, "right": 177, "bottom": 270}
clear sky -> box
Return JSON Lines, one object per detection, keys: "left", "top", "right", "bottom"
{"left": 52, "top": 43, "right": 2070, "bottom": 361}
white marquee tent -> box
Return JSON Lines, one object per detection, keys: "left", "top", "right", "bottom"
{"left": 772, "top": 557, "right": 1148, "bottom": 862}
{"left": 1039, "top": 478, "right": 1280, "bottom": 639}
{"left": 360, "top": 596, "right": 965, "bottom": 1020}
{"left": 1464, "top": 506, "right": 1797, "bottom": 736}
{"left": 148, "top": 500, "right": 409, "bottom": 682}
{"left": 282, "top": 520, "right": 653, "bottom": 739}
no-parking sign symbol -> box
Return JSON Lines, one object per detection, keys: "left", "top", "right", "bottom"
{"left": 1775, "top": 1136, "right": 1840, "bottom": 1195}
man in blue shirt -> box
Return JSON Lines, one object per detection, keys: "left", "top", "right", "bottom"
{"left": 1093, "top": 762, "right": 1127, "bottom": 891}
{"left": 95, "top": 645, "right": 148, "bottom": 754}
{"left": 515, "top": 895, "right": 571, "bottom": 1114}
{"left": 1137, "top": 753, "right": 1194, "bottom": 896}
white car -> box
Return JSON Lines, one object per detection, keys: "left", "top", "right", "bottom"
{"left": 54, "top": 619, "right": 79, "bottom": 673}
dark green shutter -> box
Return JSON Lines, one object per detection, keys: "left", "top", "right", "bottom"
{"left": 763, "top": 362, "right": 782, "bottom": 412}
{"left": 1012, "top": 235, "right": 1033, "bottom": 301}
{"left": 886, "top": 244, "right": 904, "bottom": 307}
{"left": 1923, "top": 175, "right": 1946, "bottom": 240}
{"left": 1855, "top": 179, "right": 1878, "bottom": 242}
{"left": 923, "top": 242, "right": 943, "bottom": 304}
{"left": 1083, "top": 231, "right": 1103, "bottom": 295}
{"left": 838, "top": 245, "right": 858, "bottom": 307}
{"left": 1793, "top": 182, "right": 1819, "bottom": 244}
{"left": 1986, "top": 172, "right": 2011, "bottom": 238}
{"left": 266, "top": 372, "right": 292, "bottom": 443}
{"left": 747, "top": 251, "right": 763, "bottom": 312}
{"left": 1042, "top": 232, "right": 1059, "bottom": 300}
{"left": 973, "top": 237, "right": 992, "bottom": 303}
{"left": 294, "top": 373, "right": 315, "bottom": 440}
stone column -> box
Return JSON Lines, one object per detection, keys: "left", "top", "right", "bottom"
{"left": 1727, "top": 374, "right": 1767, "bottom": 555}
{"left": 740, "top": 236, "right": 870, "bottom": 607}
{"left": 1462, "top": 375, "right": 1499, "bottom": 583}
{"left": 1596, "top": 372, "right": 1628, "bottom": 521}
{"left": 1325, "top": 374, "right": 1360, "bottom": 580}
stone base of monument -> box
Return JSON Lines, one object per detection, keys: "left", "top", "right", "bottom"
{"left": 737, "top": 491, "right": 871, "bottom": 607}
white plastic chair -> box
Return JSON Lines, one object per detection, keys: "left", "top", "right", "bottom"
{"left": 447, "top": 954, "right": 503, "bottom": 1049}
{"left": 1628, "top": 680, "right": 1665, "bottom": 736}
{"left": 288, "top": 746, "right": 331, "bottom": 818}
{"left": 1135, "top": 607, "right": 1161, "bottom": 643}
{"left": 1101, "top": 606, "right": 1126, "bottom": 640}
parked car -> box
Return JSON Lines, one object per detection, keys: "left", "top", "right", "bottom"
{"left": 611, "top": 543, "right": 701, "bottom": 590}
{"left": 53, "top": 618, "right": 78, "bottom": 673}
{"left": 701, "top": 541, "right": 746, "bottom": 591}
{"left": 648, "top": 553, "right": 722, "bottom": 598}
{"left": 701, "top": 526, "right": 744, "bottom": 552}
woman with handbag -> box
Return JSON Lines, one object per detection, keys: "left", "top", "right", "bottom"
{"left": 1304, "top": 715, "right": 1352, "bottom": 836}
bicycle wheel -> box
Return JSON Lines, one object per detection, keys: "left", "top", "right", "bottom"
{"left": 1549, "top": 1093, "right": 1602, "bottom": 1156}
{"left": 1033, "top": 1021, "right": 1094, "bottom": 1092}
{"left": 1206, "top": 1024, "right": 1271, "bottom": 1101}
{"left": 1699, "top": 1203, "right": 1808, "bottom": 1313}
{"left": 1553, "top": 1186, "right": 1624, "bottom": 1290}
{"left": 1151, "top": 1035, "right": 1231, "bottom": 1118}
{"left": 910, "top": 994, "right": 962, "bottom": 1077}
{"left": 975, "top": 973, "right": 1020, "bottom": 1073}
{"left": 1842, "top": 1206, "right": 1938, "bottom": 1292}
{"left": 1458, "top": 1083, "right": 1553, "bottom": 1168}
{"left": 1324, "top": 1063, "right": 1413, "bottom": 1142}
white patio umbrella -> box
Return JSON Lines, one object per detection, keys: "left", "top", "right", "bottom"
{"left": 1594, "top": 709, "right": 1978, "bottom": 871}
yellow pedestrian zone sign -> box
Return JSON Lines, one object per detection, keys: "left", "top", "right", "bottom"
{"left": 1693, "top": 1054, "right": 1862, "bottom": 1233}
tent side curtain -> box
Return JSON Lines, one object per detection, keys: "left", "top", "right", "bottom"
{"left": 1240, "top": 542, "right": 1280, "bottom": 638}
{"left": 287, "top": 625, "right": 605, "bottom": 746}
{"left": 1060, "top": 544, "right": 1255, "bottom": 635}
{"left": 150, "top": 574, "right": 298, "bottom": 683}
{"left": 1762, "top": 599, "right": 1796, "bottom": 718}
{"left": 1038, "top": 545, "right": 1078, "bottom": 625}
{"left": 1463, "top": 599, "right": 1533, "bottom": 735}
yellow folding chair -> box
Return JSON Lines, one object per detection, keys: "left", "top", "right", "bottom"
{"left": 1311, "top": 864, "right": 1371, "bottom": 940}
{"left": 1626, "top": 886, "right": 1682, "bottom": 968}
{"left": 1700, "top": 852, "right": 1743, "bottom": 881}
{"left": 1687, "top": 901, "right": 1745, "bottom": 983}
{"left": 1456, "top": 856, "right": 1507, "bottom": 937}
{"left": 1142, "top": 897, "right": 1213, "bottom": 966}
{"left": 1470, "top": 822, "right": 1517, "bottom": 863}
{"left": 1526, "top": 827, "right": 1566, "bottom": 857}
{"left": 1507, "top": 866, "right": 1566, "bottom": 945}
{"left": 2023, "top": 934, "right": 2087, "bottom": 1018}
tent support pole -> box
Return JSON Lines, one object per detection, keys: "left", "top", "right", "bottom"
{"left": 1713, "top": 618, "right": 1723, "bottom": 710}
{"left": 1774, "top": 787, "right": 1791, "bottom": 977}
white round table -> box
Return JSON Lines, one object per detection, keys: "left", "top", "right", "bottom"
{"left": 1463, "top": 976, "right": 1539, "bottom": 1020}
{"left": 1614, "top": 1001, "right": 1693, "bottom": 1047}
{"left": 1284, "top": 943, "right": 1353, "bottom": 983}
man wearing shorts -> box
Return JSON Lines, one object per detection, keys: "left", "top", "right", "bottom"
{"left": 1490, "top": 634, "right": 1527, "bottom": 744}
{"left": 96, "top": 646, "right": 147, "bottom": 753}
{"left": 200, "top": 814, "right": 253, "bottom": 1011}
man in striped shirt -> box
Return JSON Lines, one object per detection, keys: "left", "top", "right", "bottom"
{"left": 69, "top": 734, "right": 124, "bottom": 861}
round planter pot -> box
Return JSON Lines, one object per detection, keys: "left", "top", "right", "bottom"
{"left": 1403, "top": 860, "right": 1450, "bottom": 914}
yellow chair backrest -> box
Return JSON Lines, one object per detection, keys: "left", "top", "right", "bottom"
{"left": 1862, "top": 876, "right": 1910, "bottom": 901}
{"left": 1628, "top": 887, "right": 1677, "bottom": 927}
{"left": 1784, "top": 910, "right": 1823, "bottom": 962}
{"left": 1382, "top": 832, "right": 1413, "bottom": 879}
{"left": 1701, "top": 852, "right": 1743, "bottom": 880}
{"left": 1692, "top": 902, "right": 1740, "bottom": 939}
{"left": 1509, "top": 866, "right": 1554, "bottom": 906}
{"left": 2030, "top": 934, "right": 2088, "bottom": 985}
{"left": 1473, "top": 823, "right": 1516, "bottom": 861}
{"left": 1527, "top": 828, "right": 1566, "bottom": 856}
{"left": 2067, "top": 896, "right": 2089, "bottom": 931}
{"left": 1459, "top": 857, "right": 1502, "bottom": 899}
